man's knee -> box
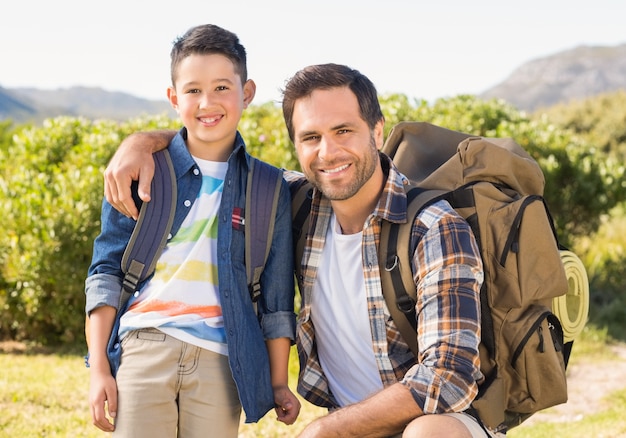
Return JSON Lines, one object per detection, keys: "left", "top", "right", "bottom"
{"left": 402, "top": 414, "right": 472, "bottom": 438}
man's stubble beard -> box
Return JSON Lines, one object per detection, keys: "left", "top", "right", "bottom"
{"left": 308, "top": 136, "right": 378, "bottom": 201}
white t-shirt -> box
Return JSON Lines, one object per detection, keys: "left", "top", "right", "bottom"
{"left": 310, "top": 213, "right": 384, "bottom": 406}
{"left": 120, "top": 157, "right": 229, "bottom": 355}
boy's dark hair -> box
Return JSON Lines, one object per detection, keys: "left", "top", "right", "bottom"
{"left": 281, "top": 63, "right": 384, "bottom": 142}
{"left": 170, "top": 24, "right": 248, "bottom": 86}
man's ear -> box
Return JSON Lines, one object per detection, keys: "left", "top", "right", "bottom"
{"left": 375, "top": 118, "right": 385, "bottom": 150}
{"left": 243, "top": 79, "right": 256, "bottom": 108}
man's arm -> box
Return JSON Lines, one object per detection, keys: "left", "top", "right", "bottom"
{"left": 298, "top": 383, "right": 421, "bottom": 438}
{"left": 104, "top": 130, "right": 175, "bottom": 219}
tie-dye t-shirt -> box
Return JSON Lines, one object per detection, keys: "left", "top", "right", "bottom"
{"left": 119, "top": 157, "right": 229, "bottom": 355}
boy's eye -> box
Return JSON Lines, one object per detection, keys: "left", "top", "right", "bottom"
{"left": 216, "top": 85, "right": 228, "bottom": 91}
{"left": 187, "top": 89, "right": 200, "bottom": 94}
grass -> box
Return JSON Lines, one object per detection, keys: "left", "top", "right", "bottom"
{"left": 0, "top": 344, "right": 324, "bottom": 438}
{"left": 508, "top": 389, "right": 626, "bottom": 438}
{"left": 1, "top": 349, "right": 98, "bottom": 436}
{"left": 0, "top": 326, "right": 622, "bottom": 437}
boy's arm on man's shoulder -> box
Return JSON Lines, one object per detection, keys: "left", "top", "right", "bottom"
{"left": 105, "top": 130, "right": 177, "bottom": 219}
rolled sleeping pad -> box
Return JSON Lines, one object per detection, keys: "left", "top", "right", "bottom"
{"left": 553, "top": 250, "right": 590, "bottom": 343}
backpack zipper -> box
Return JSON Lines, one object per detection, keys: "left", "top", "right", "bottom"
{"left": 500, "top": 195, "right": 542, "bottom": 266}
{"left": 511, "top": 310, "right": 550, "bottom": 367}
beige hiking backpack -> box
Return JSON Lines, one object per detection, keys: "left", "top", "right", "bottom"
{"left": 379, "top": 121, "right": 579, "bottom": 433}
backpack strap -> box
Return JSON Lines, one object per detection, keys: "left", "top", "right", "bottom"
{"left": 86, "top": 149, "right": 175, "bottom": 364}
{"left": 245, "top": 158, "right": 283, "bottom": 302}
{"left": 119, "top": 148, "right": 177, "bottom": 310}
{"left": 290, "top": 180, "right": 314, "bottom": 282}
{"left": 378, "top": 186, "right": 446, "bottom": 357}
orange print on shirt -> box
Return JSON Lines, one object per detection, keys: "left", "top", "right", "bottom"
{"left": 130, "top": 300, "right": 222, "bottom": 318}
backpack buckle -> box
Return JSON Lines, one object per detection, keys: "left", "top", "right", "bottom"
{"left": 249, "top": 282, "right": 261, "bottom": 303}
{"left": 385, "top": 255, "right": 399, "bottom": 272}
{"left": 396, "top": 295, "right": 416, "bottom": 314}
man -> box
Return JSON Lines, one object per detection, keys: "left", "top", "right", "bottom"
{"left": 104, "top": 64, "right": 497, "bottom": 438}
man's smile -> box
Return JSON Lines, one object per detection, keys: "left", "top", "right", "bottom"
{"left": 320, "top": 164, "right": 350, "bottom": 174}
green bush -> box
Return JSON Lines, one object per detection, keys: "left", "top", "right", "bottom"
{"left": 0, "top": 115, "right": 179, "bottom": 344}
{"left": 1, "top": 94, "right": 625, "bottom": 345}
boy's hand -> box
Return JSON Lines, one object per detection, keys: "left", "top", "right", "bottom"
{"left": 273, "top": 385, "right": 301, "bottom": 425}
{"left": 89, "top": 368, "right": 118, "bottom": 432}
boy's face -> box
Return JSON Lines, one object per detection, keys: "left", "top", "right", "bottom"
{"left": 291, "top": 86, "right": 383, "bottom": 201}
{"left": 167, "top": 53, "right": 255, "bottom": 160}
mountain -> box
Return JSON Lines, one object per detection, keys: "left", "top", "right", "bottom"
{"left": 0, "top": 86, "right": 174, "bottom": 124}
{"left": 480, "top": 43, "right": 626, "bottom": 111}
{"left": 0, "top": 87, "right": 41, "bottom": 122}
{"left": 2, "top": 43, "right": 626, "bottom": 122}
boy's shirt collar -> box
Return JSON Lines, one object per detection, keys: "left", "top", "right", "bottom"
{"left": 169, "top": 127, "right": 248, "bottom": 176}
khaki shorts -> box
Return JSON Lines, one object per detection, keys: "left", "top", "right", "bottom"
{"left": 442, "top": 412, "right": 505, "bottom": 438}
{"left": 388, "top": 412, "right": 506, "bottom": 438}
{"left": 113, "top": 329, "right": 241, "bottom": 438}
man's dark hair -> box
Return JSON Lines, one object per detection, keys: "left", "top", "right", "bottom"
{"left": 281, "top": 63, "right": 384, "bottom": 141}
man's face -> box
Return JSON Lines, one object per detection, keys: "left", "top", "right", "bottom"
{"left": 291, "top": 86, "right": 383, "bottom": 201}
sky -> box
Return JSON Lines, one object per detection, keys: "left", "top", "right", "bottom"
{"left": 2, "top": 0, "right": 625, "bottom": 106}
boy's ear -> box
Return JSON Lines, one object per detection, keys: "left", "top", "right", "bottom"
{"left": 243, "top": 79, "right": 256, "bottom": 108}
{"left": 167, "top": 87, "right": 178, "bottom": 110}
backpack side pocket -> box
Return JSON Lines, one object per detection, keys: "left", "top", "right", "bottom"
{"left": 503, "top": 305, "right": 568, "bottom": 415}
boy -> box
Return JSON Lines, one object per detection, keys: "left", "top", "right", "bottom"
{"left": 85, "top": 24, "right": 299, "bottom": 437}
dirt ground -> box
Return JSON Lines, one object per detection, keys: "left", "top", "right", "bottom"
{"left": 524, "top": 342, "right": 626, "bottom": 425}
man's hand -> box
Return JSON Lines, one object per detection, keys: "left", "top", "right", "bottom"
{"left": 104, "top": 130, "right": 175, "bottom": 219}
{"left": 273, "top": 385, "right": 301, "bottom": 425}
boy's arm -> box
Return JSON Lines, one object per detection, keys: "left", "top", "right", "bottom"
{"left": 266, "top": 338, "right": 301, "bottom": 425}
{"left": 104, "top": 130, "right": 176, "bottom": 219}
{"left": 87, "top": 305, "right": 118, "bottom": 432}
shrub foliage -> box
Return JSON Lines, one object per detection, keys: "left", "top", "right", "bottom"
{"left": 1, "top": 93, "right": 624, "bottom": 345}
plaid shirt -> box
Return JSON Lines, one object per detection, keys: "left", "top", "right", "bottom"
{"left": 284, "top": 153, "right": 483, "bottom": 414}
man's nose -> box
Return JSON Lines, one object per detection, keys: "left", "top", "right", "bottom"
{"left": 318, "top": 137, "right": 339, "bottom": 161}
